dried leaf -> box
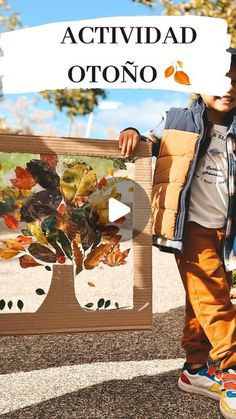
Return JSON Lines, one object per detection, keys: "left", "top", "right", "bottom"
{"left": 27, "top": 159, "right": 60, "bottom": 189}
{"left": 28, "top": 243, "right": 57, "bottom": 263}
{"left": 84, "top": 242, "right": 112, "bottom": 270}
{"left": 20, "top": 189, "right": 62, "bottom": 222}
{"left": 164, "top": 65, "right": 175, "bottom": 78}
{"left": 57, "top": 229, "right": 72, "bottom": 260}
{"left": 100, "top": 225, "right": 120, "bottom": 237}
{"left": 174, "top": 70, "right": 191, "bottom": 85}
{"left": 19, "top": 255, "right": 41, "bottom": 268}
{"left": 27, "top": 222, "right": 48, "bottom": 245}
{"left": 15, "top": 235, "right": 32, "bottom": 245}
{"left": 87, "top": 282, "right": 96, "bottom": 287}
{"left": 72, "top": 240, "right": 83, "bottom": 275}
{"left": 0, "top": 245, "right": 19, "bottom": 259}
{"left": 1, "top": 239, "right": 24, "bottom": 251}
{"left": 40, "top": 153, "right": 58, "bottom": 169}
{"left": 103, "top": 243, "right": 130, "bottom": 267}
{"left": 3, "top": 214, "right": 19, "bottom": 229}
{"left": 98, "top": 177, "right": 107, "bottom": 189}
{"left": 60, "top": 162, "right": 97, "bottom": 202}
{"left": 10, "top": 167, "right": 37, "bottom": 190}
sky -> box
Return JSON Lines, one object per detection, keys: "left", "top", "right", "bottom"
{"left": 1, "top": 0, "right": 188, "bottom": 138}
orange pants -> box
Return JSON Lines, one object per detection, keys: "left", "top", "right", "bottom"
{"left": 175, "top": 221, "right": 236, "bottom": 369}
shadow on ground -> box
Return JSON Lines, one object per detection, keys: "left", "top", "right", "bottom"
{"left": 0, "top": 307, "right": 185, "bottom": 374}
{"left": 1, "top": 369, "right": 221, "bottom": 419}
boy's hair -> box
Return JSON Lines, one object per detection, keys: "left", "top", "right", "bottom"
{"left": 227, "top": 47, "right": 236, "bottom": 67}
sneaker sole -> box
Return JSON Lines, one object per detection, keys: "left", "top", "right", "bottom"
{"left": 220, "top": 401, "right": 236, "bottom": 419}
{"left": 178, "top": 377, "right": 220, "bottom": 400}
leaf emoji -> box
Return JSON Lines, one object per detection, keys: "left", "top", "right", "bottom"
{"left": 21, "top": 228, "right": 33, "bottom": 237}
{"left": 174, "top": 71, "right": 191, "bottom": 85}
{"left": 17, "top": 300, "right": 24, "bottom": 311}
{"left": 0, "top": 300, "right": 5, "bottom": 310}
{"left": 0, "top": 245, "right": 19, "bottom": 259}
{"left": 15, "top": 235, "right": 32, "bottom": 245}
{"left": 27, "top": 222, "right": 48, "bottom": 245}
{"left": 28, "top": 243, "right": 57, "bottom": 263}
{"left": 84, "top": 242, "right": 113, "bottom": 270}
{"left": 2, "top": 239, "right": 24, "bottom": 251}
{"left": 72, "top": 240, "right": 83, "bottom": 276}
{"left": 3, "top": 214, "right": 19, "bottom": 230}
{"left": 103, "top": 243, "right": 130, "bottom": 267}
{"left": 177, "top": 60, "right": 183, "bottom": 68}
{"left": 164, "top": 65, "right": 175, "bottom": 78}
{"left": 87, "top": 282, "right": 96, "bottom": 287}
{"left": 10, "top": 167, "right": 37, "bottom": 190}
{"left": 27, "top": 159, "right": 60, "bottom": 189}
{"left": 57, "top": 229, "right": 72, "bottom": 260}
{"left": 40, "top": 153, "right": 58, "bottom": 169}
{"left": 19, "top": 255, "right": 41, "bottom": 269}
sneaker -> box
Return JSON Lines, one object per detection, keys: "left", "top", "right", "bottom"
{"left": 178, "top": 363, "right": 221, "bottom": 400}
{"left": 220, "top": 369, "right": 236, "bottom": 419}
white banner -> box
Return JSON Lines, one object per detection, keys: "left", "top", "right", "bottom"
{"left": 0, "top": 16, "right": 231, "bottom": 95}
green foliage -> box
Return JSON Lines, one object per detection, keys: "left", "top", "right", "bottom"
{"left": 133, "top": 0, "right": 236, "bottom": 47}
{"left": 41, "top": 89, "right": 106, "bottom": 119}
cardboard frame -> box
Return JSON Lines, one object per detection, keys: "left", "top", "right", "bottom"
{"left": 0, "top": 134, "right": 152, "bottom": 335}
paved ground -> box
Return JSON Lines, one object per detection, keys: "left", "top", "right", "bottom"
{"left": 0, "top": 248, "right": 224, "bottom": 418}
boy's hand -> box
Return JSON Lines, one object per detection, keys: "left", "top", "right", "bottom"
{"left": 118, "top": 128, "right": 140, "bottom": 158}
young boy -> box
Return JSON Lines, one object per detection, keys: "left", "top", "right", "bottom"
{"left": 118, "top": 48, "right": 236, "bottom": 419}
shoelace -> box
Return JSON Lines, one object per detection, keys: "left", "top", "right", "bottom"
{"left": 222, "top": 371, "right": 236, "bottom": 391}
{"left": 207, "top": 365, "right": 223, "bottom": 380}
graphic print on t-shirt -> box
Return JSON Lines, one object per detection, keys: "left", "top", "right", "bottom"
{"left": 188, "top": 124, "right": 228, "bottom": 229}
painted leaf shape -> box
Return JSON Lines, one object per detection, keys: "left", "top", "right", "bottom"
{"left": 72, "top": 240, "right": 83, "bottom": 276}
{"left": 164, "top": 65, "right": 175, "bottom": 78}
{"left": 8, "top": 301, "right": 13, "bottom": 309}
{"left": 3, "top": 214, "right": 19, "bottom": 229}
{"left": 57, "top": 229, "right": 72, "bottom": 260}
{"left": 97, "top": 298, "right": 105, "bottom": 308}
{"left": 0, "top": 300, "right": 5, "bottom": 310}
{"left": 20, "top": 189, "right": 62, "bottom": 222}
{"left": 0, "top": 196, "right": 15, "bottom": 216}
{"left": 28, "top": 243, "right": 57, "bottom": 263}
{"left": 27, "top": 222, "right": 48, "bottom": 245}
{"left": 10, "top": 167, "right": 37, "bottom": 190}
{"left": 17, "top": 300, "right": 24, "bottom": 311}
{"left": 100, "top": 225, "right": 120, "bottom": 237}
{"left": 105, "top": 300, "right": 111, "bottom": 308}
{"left": 0, "top": 245, "right": 19, "bottom": 259}
{"left": 19, "top": 255, "right": 41, "bottom": 268}
{"left": 103, "top": 243, "right": 130, "bottom": 267}
{"left": 2, "top": 239, "right": 24, "bottom": 251}
{"left": 40, "top": 153, "right": 58, "bottom": 169}
{"left": 87, "top": 282, "right": 96, "bottom": 287}
{"left": 174, "top": 71, "right": 191, "bottom": 85}
{"left": 84, "top": 242, "right": 113, "bottom": 270}
{"left": 85, "top": 302, "right": 93, "bottom": 308}
{"left": 35, "top": 288, "right": 46, "bottom": 295}
{"left": 27, "top": 159, "right": 60, "bottom": 189}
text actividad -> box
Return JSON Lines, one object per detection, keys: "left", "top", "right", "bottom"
{"left": 61, "top": 25, "right": 197, "bottom": 84}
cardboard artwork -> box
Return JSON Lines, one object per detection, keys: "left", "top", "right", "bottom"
{"left": 0, "top": 134, "right": 152, "bottom": 335}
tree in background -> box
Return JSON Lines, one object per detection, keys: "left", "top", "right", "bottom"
{"left": 0, "top": 0, "right": 20, "bottom": 32}
{"left": 133, "top": 0, "right": 236, "bottom": 47}
{"left": 41, "top": 89, "right": 106, "bottom": 136}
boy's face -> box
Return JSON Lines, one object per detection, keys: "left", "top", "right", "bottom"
{"left": 201, "top": 62, "right": 236, "bottom": 113}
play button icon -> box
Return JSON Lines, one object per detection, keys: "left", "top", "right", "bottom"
{"left": 108, "top": 198, "right": 131, "bottom": 223}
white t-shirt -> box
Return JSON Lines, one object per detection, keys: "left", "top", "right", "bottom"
{"left": 188, "top": 124, "right": 228, "bottom": 228}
